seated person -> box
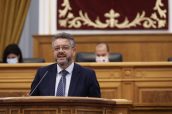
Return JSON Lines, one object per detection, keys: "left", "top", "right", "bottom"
{"left": 95, "top": 43, "right": 110, "bottom": 62}
{"left": 2, "top": 44, "right": 23, "bottom": 63}
{"left": 75, "top": 43, "right": 122, "bottom": 62}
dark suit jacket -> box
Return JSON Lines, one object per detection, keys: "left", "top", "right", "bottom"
{"left": 30, "top": 63, "right": 101, "bottom": 97}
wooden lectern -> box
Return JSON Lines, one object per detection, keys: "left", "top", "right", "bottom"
{"left": 0, "top": 97, "right": 131, "bottom": 114}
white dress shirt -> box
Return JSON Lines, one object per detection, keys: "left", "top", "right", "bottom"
{"left": 55, "top": 63, "right": 74, "bottom": 96}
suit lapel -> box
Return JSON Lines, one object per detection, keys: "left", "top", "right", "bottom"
{"left": 68, "top": 63, "right": 80, "bottom": 96}
{"left": 47, "top": 64, "right": 57, "bottom": 95}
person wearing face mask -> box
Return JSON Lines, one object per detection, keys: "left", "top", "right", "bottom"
{"left": 95, "top": 43, "right": 110, "bottom": 62}
{"left": 2, "top": 44, "right": 23, "bottom": 64}
{"left": 30, "top": 32, "right": 101, "bottom": 97}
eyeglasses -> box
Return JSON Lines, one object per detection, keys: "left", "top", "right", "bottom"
{"left": 54, "top": 45, "right": 72, "bottom": 51}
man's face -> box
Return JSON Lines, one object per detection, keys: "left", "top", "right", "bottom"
{"left": 96, "top": 45, "right": 109, "bottom": 57}
{"left": 52, "top": 38, "right": 76, "bottom": 68}
{"left": 95, "top": 44, "right": 109, "bottom": 62}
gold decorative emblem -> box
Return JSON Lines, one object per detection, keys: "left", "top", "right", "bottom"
{"left": 58, "top": 0, "right": 167, "bottom": 29}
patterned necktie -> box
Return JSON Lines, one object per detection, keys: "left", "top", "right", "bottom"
{"left": 56, "top": 70, "right": 68, "bottom": 96}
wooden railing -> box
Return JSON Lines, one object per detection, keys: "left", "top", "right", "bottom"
{"left": 0, "top": 62, "right": 172, "bottom": 107}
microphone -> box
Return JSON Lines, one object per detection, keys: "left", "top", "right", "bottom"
{"left": 29, "top": 71, "right": 48, "bottom": 96}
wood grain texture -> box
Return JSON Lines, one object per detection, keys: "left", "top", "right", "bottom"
{"left": 33, "top": 34, "right": 172, "bottom": 62}
{"left": 0, "top": 62, "right": 172, "bottom": 107}
{"left": 0, "top": 97, "right": 130, "bottom": 114}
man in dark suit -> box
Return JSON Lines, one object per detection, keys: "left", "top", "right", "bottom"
{"left": 30, "top": 32, "right": 101, "bottom": 97}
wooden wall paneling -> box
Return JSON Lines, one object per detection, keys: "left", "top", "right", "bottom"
{"left": 0, "top": 62, "right": 172, "bottom": 107}
{"left": 0, "top": 109, "right": 6, "bottom": 114}
{"left": 121, "top": 67, "right": 135, "bottom": 101}
{"left": 0, "top": 63, "right": 48, "bottom": 97}
{"left": 133, "top": 65, "right": 172, "bottom": 106}
{"left": 91, "top": 65, "right": 122, "bottom": 99}
{"left": 134, "top": 81, "right": 172, "bottom": 106}
{"left": 33, "top": 35, "right": 54, "bottom": 62}
{"left": 33, "top": 34, "right": 172, "bottom": 62}
{"left": 131, "top": 106, "right": 172, "bottom": 114}
{"left": 100, "top": 81, "right": 121, "bottom": 99}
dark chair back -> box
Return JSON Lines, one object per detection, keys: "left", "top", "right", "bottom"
{"left": 168, "top": 57, "right": 172, "bottom": 61}
{"left": 75, "top": 52, "right": 96, "bottom": 62}
{"left": 109, "top": 53, "right": 123, "bottom": 62}
{"left": 75, "top": 52, "right": 123, "bottom": 62}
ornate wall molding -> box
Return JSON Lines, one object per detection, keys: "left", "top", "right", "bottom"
{"left": 57, "top": 0, "right": 168, "bottom": 30}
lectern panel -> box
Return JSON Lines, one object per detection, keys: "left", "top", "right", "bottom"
{"left": 101, "top": 89, "right": 118, "bottom": 99}
{"left": 0, "top": 109, "right": 6, "bottom": 114}
{"left": 24, "top": 110, "right": 56, "bottom": 114}
{"left": 76, "top": 108, "right": 103, "bottom": 114}
{"left": 10, "top": 109, "right": 20, "bottom": 114}
{"left": 60, "top": 108, "right": 72, "bottom": 114}
{"left": 0, "top": 97, "right": 121, "bottom": 114}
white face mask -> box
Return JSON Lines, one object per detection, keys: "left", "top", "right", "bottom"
{"left": 96, "top": 56, "right": 109, "bottom": 62}
{"left": 7, "top": 57, "right": 19, "bottom": 64}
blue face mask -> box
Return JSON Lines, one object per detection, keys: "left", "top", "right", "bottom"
{"left": 7, "top": 57, "right": 18, "bottom": 64}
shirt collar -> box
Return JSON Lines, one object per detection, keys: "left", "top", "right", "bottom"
{"left": 57, "top": 62, "right": 74, "bottom": 74}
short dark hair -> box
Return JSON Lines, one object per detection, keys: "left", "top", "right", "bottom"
{"left": 2, "top": 44, "right": 23, "bottom": 63}
{"left": 52, "top": 32, "right": 76, "bottom": 48}
{"left": 96, "top": 43, "right": 110, "bottom": 52}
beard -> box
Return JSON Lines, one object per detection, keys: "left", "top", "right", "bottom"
{"left": 56, "top": 54, "right": 72, "bottom": 68}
